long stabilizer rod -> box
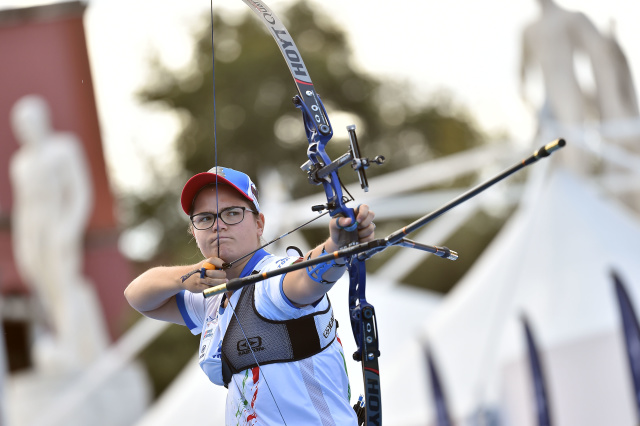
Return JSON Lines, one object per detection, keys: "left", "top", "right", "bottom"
{"left": 203, "top": 139, "right": 565, "bottom": 298}
{"left": 380, "top": 139, "right": 566, "bottom": 248}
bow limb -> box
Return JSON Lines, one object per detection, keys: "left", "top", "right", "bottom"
{"left": 348, "top": 257, "right": 382, "bottom": 425}
{"left": 240, "top": 0, "right": 357, "bottom": 223}
{"left": 241, "top": 0, "right": 332, "bottom": 139}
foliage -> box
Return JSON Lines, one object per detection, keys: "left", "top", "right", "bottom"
{"left": 130, "top": 0, "right": 487, "bottom": 266}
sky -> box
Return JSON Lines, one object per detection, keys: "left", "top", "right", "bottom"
{"left": 2, "top": 0, "right": 639, "bottom": 194}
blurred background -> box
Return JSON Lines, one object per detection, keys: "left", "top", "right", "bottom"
{"left": 1, "top": 0, "right": 639, "bottom": 424}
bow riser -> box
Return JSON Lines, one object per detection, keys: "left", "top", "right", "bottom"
{"left": 294, "top": 85, "right": 356, "bottom": 223}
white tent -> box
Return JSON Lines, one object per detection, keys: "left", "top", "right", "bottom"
{"left": 408, "top": 166, "right": 640, "bottom": 425}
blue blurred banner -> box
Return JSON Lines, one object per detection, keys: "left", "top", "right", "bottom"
{"left": 424, "top": 345, "right": 452, "bottom": 426}
{"left": 521, "top": 315, "right": 552, "bottom": 426}
{"left": 612, "top": 269, "right": 640, "bottom": 421}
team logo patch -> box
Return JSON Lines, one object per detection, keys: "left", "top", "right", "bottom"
{"left": 209, "top": 166, "right": 225, "bottom": 177}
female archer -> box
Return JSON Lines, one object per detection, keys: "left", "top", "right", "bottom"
{"left": 125, "top": 165, "right": 375, "bottom": 425}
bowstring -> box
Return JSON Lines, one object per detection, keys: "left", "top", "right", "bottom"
{"left": 210, "top": 0, "right": 220, "bottom": 258}
{"left": 209, "top": 3, "right": 287, "bottom": 424}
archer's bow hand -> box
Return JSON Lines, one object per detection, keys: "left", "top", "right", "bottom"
{"left": 328, "top": 204, "right": 376, "bottom": 251}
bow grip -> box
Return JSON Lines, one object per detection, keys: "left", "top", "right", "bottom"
{"left": 200, "top": 262, "right": 218, "bottom": 278}
{"left": 334, "top": 208, "right": 360, "bottom": 249}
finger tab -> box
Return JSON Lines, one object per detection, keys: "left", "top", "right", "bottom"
{"left": 200, "top": 262, "right": 218, "bottom": 279}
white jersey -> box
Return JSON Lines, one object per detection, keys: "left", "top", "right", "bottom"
{"left": 177, "top": 250, "right": 357, "bottom": 425}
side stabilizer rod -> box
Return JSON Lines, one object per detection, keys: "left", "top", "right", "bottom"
{"left": 396, "top": 238, "right": 458, "bottom": 261}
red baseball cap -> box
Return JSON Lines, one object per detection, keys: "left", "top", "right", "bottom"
{"left": 180, "top": 166, "right": 260, "bottom": 215}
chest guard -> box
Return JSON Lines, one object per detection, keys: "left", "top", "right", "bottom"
{"left": 221, "top": 283, "right": 337, "bottom": 386}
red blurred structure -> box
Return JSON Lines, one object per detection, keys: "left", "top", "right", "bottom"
{"left": 0, "top": 1, "right": 131, "bottom": 369}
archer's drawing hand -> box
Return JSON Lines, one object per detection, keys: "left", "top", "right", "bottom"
{"left": 181, "top": 257, "right": 227, "bottom": 293}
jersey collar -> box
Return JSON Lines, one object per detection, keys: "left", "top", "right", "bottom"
{"left": 239, "top": 249, "right": 270, "bottom": 278}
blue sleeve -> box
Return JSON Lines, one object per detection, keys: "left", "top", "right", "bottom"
{"left": 279, "top": 274, "right": 324, "bottom": 308}
{"left": 176, "top": 290, "right": 202, "bottom": 334}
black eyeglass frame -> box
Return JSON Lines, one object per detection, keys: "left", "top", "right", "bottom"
{"left": 190, "top": 206, "right": 257, "bottom": 230}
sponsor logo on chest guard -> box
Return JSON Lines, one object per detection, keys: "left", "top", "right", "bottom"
{"left": 323, "top": 312, "right": 335, "bottom": 338}
{"left": 237, "top": 336, "right": 265, "bottom": 355}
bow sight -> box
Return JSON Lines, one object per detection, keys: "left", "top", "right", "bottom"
{"left": 300, "top": 121, "right": 386, "bottom": 213}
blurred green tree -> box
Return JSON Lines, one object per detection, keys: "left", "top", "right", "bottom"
{"left": 130, "top": 0, "right": 487, "bottom": 267}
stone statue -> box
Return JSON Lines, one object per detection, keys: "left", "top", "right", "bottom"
{"left": 9, "top": 94, "right": 108, "bottom": 373}
{"left": 521, "top": 1, "right": 640, "bottom": 208}
{"left": 520, "top": 0, "right": 602, "bottom": 127}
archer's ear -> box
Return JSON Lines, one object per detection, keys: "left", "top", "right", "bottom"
{"left": 256, "top": 212, "right": 265, "bottom": 237}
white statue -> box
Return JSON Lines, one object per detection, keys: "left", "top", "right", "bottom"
{"left": 520, "top": 0, "right": 611, "bottom": 175}
{"left": 521, "top": 2, "right": 640, "bottom": 209}
{"left": 520, "top": 0, "right": 602, "bottom": 127}
{"left": 9, "top": 95, "right": 108, "bottom": 373}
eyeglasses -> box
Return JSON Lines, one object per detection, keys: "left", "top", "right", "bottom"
{"left": 190, "top": 206, "right": 257, "bottom": 230}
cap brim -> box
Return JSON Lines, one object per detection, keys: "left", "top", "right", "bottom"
{"left": 180, "top": 172, "right": 253, "bottom": 215}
